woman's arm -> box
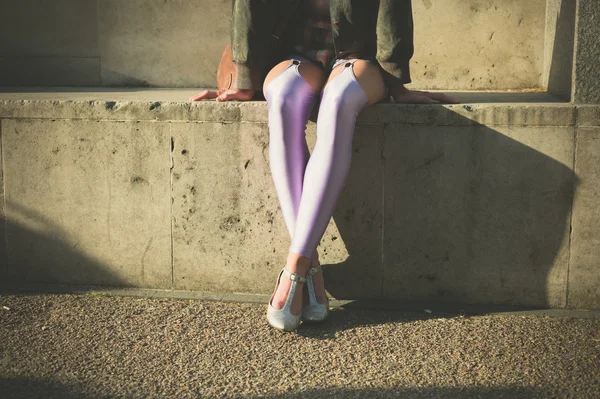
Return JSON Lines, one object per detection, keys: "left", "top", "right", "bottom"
{"left": 191, "top": 0, "right": 274, "bottom": 102}
{"left": 230, "top": 0, "right": 274, "bottom": 91}
{"left": 376, "top": 0, "right": 414, "bottom": 88}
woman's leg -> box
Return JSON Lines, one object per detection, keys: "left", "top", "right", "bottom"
{"left": 288, "top": 59, "right": 386, "bottom": 294}
{"left": 263, "top": 58, "right": 326, "bottom": 314}
{"left": 263, "top": 58, "right": 325, "bottom": 240}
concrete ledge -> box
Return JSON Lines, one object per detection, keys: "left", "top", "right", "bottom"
{"left": 0, "top": 89, "right": 574, "bottom": 126}
{"left": 1, "top": 89, "right": 599, "bottom": 309}
{"left": 3, "top": 283, "right": 600, "bottom": 318}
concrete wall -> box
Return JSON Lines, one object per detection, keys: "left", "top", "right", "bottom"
{"left": 569, "top": 107, "right": 600, "bottom": 308}
{"left": 543, "top": 0, "right": 576, "bottom": 101}
{"left": 1, "top": 90, "right": 598, "bottom": 309}
{"left": 572, "top": 0, "right": 600, "bottom": 104}
{"left": 0, "top": 0, "right": 548, "bottom": 90}
{"left": 0, "top": 0, "right": 101, "bottom": 86}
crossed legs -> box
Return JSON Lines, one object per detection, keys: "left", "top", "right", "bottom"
{"left": 264, "top": 57, "right": 386, "bottom": 316}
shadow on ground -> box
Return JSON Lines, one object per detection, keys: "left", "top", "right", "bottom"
{"left": 0, "top": 376, "right": 555, "bottom": 399}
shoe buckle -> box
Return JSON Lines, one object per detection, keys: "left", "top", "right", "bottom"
{"left": 283, "top": 269, "right": 306, "bottom": 283}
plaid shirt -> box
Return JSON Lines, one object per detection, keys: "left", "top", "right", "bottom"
{"left": 292, "top": 3, "right": 336, "bottom": 69}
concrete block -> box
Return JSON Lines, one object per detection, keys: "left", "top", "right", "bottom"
{"left": 572, "top": 0, "right": 600, "bottom": 103}
{"left": 383, "top": 123, "right": 575, "bottom": 307}
{"left": 0, "top": 0, "right": 98, "bottom": 57}
{"left": 171, "top": 121, "right": 384, "bottom": 298}
{"left": 364, "top": 103, "right": 575, "bottom": 127}
{"left": 410, "top": 0, "right": 546, "bottom": 90}
{"left": 171, "top": 122, "right": 290, "bottom": 293}
{"left": 98, "top": 0, "right": 230, "bottom": 87}
{"left": 0, "top": 120, "right": 5, "bottom": 278}
{"left": 543, "top": 0, "right": 576, "bottom": 100}
{"left": 2, "top": 119, "right": 172, "bottom": 287}
{"left": 0, "top": 90, "right": 575, "bottom": 126}
{"left": 306, "top": 123, "right": 385, "bottom": 299}
{"left": 0, "top": 57, "right": 101, "bottom": 86}
{"left": 0, "top": 0, "right": 552, "bottom": 90}
{"left": 569, "top": 127, "right": 600, "bottom": 308}
{"left": 577, "top": 106, "right": 600, "bottom": 127}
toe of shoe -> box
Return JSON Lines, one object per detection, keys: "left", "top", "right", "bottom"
{"left": 267, "top": 306, "right": 301, "bottom": 331}
{"left": 301, "top": 304, "right": 329, "bottom": 322}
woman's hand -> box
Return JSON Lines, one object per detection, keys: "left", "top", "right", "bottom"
{"left": 189, "top": 89, "right": 256, "bottom": 102}
{"left": 390, "top": 85, "right": 460, "bottom": 104}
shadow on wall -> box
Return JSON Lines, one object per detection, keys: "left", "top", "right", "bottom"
{"left": 324, "top": 109, "right": 577, "bottom": 308}
{"left": 0, "top": 201, "right": 126, "bottom": 291}
{"left": 547, "top": 0, "right": 576, "bottom": 100}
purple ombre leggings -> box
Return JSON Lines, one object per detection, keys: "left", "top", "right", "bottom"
{"left": 264, "top": 57, "right": 370, "bottom": 259}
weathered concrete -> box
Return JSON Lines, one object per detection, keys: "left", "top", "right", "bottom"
{"left": 98, "top": 0, "right": 230, "bottom": 87}
{"left": 578, "top": 105, "right": 600, "bottom": 127}
{"left": 0, "top": 0, "right": 98, "bottom": 57}
{"left": 569, "top": 127, "right": 600, "bottom": 309}
{"left": 0, "top": 0, "right": 551, "bottom": 90}
{"left": 543, "top": 0, "right": 576, "bottom": 100}
{"left": 307, "top": 123, "right": 385, "bottom": 299}
{"left": 572, "top": 0, "right": 600, "bottom": 104}
{"left": 0, "top": 57, "right": 101, "bottom": 86}
{"left": 410, "top": 0, "right": 546, "bottom": 90}
{"left": 2, "top": 119, "right": 172, "bottom": 287}
{"left": 0, "top": 89, "right": 574, "bottom": 125}
{"left": 171, "top": 122, "right": 291, "bottom": 293}
{"left": 0, "top": 93, "right": 598, "bottom": 309}
{"left": 383, "top": 124, "right": 575, "bottom": 307}
{"left": 0, "top": 119, "right": 5, "bottom": 280}
{"left": 171, "top": 121, "right": 382, "bottom": 297}
{"left": 0, "top": 0, "right": 100, "bottom": 87}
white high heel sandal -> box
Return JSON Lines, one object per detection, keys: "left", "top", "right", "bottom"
{"left": 266, "top": 268, "right": 307, "bottom": 332}
{"left": 302, "top": 265, "right": 329, "bottom": 322}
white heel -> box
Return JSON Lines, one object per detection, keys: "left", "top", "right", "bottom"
{"left": 266, "top": 269, "right": 307, "bottom": 332}
{"left": 302, "top": 265, "right": 329, "bottom": 322}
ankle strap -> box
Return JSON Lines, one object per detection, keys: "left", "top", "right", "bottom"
{"left": 307, "top": 265, "right": 322, "bottom": 276}
{"left": 282, "top": 269, "right": 307, "bottom": 283}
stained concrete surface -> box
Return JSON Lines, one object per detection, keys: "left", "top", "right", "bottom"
{"left": 308, "top": 123, "right": 385, "bottom": 299}
{"left": 409, "top": 0, "right": 546, "bottom": 90}
{"left": 0, "top": 0, "right": 549, "bottom": 89}
{"left": 569, "top": 127, "right": 600, "bottom": 308}
{"left": 572, "top": 0, "right": 600, "bottom": 103}
{"left": 0, "top": 0, "right": 100, "bottom": 86}
{"left": 0, "top": 88, "right": 564, "bottom": 104}
{"left": 0, "top": 293, "right": 599, "bottom": 398}
{"left": 0, "top": 0, "right": 98, "bottom": 57}
{"left": 0, "top": 118, "right": 5, "bottom": 280}
{"left": 383, "top": 124, "right": 575, "bottom": 307}
{"left": 0, "top": 92, "right": 597, "bottom": 309}
{"left": 98, "top": 0, "right": 231, "bottom": 87}
{"left": 0, "top": 89, "right": 573, "bottom": 127}
{"left": 0, "top": 57, "right": 101, "bottom": 86}
{"left": 171, "top": 122, "right": 291, "bottom": 293}
{"left": 2, "top": 119, "right": 172, "bottom": 288}
{"left": 543, "top": 0, "right": 576, "bottom": 100}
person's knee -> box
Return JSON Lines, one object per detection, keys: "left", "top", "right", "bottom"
{"left": 321, "top": 67, "right": 369, "bottom": 113}
{"left": 263, "top": 60, "right": 294, "bottom": 95}
{"left": 297, "top": 62, "right": 326, "bottom": 91}
{"left": 264, "top": 59, "right": 324, "bottom": 101}
{"left": 325, "top": 60, "right": 386, "bottom": 106}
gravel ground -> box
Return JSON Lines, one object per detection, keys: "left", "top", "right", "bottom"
{"left": 1, "top": 293, "right": 599, "bottom": 399}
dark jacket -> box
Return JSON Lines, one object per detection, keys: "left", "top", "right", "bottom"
{"left": 230, "top": 0, "right": 414, "bottom": 91}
